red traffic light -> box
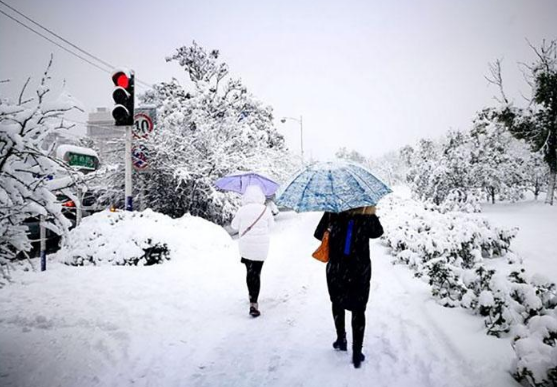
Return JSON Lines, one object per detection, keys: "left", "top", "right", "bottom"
{"left": 116, "top": 74, "right": 129, "bottom": 88}
{"left": 111, "top": 69, "right": 134, "bottom": 126}
{"left": 112, "top": 71, "right": 130, "bottom": 88}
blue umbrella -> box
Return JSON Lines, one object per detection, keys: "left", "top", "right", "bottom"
{"left": 215, "top": 172, "right": 279, "bottom": 197}
{"left": 275, "top": 161, "right": 392, "bottom": 213}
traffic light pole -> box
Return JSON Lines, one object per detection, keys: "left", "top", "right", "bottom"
{"left": 125, "top": 124, "right": 133, "bottom": 211}
{"left": 111, "top": 69, "right": 135, "bottom": 211}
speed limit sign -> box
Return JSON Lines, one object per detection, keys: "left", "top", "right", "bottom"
{"left": 133, "top": 112, "right": 154, "bottom": 139}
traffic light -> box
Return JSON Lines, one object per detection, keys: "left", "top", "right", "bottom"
{"left": 111, "top": 70, "right": 134, "bottom": 126}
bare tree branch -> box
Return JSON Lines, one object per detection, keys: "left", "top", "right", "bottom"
{"left": 485, "top": 59, "right": 508, "bottom": 104}
{"left": 18, "top": 77, "right": 31, "bottom": 106}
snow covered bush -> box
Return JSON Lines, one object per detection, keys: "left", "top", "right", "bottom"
{"left": 513, "top": 313, "right": 557, "bottom": 387}
{"left": 0, "top": 57, "right": 82, "bottom": 285}
{"left": 380, "top": 195, "right": 515, "bottom": 272}
{"left": 380, "top": 193, "right": 557, "bottom": 386}
{"left": 426, "top": 260, "right": 467, "bottom": 307}
{"left": 55, "top": 209, "right": 233, "bottom": 266}
{"left": 425, "top": 189, "right": 483, "bottom": 214}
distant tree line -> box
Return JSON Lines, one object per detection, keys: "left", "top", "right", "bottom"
{"left": 337, "top": 40, "right": 556, "bottom": 210}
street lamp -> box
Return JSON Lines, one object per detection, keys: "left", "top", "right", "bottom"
{"left": 280, "top": 115, "right": 304, "bottom": 164}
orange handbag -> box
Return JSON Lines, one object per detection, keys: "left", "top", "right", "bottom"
{"left": 312, "top": 229, "right": 330, "bottom": 263}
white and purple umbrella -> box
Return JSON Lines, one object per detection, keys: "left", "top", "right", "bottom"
{"left": 215, "top": 172, "right": 279, "bottom": 197}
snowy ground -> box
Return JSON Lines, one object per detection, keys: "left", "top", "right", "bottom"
{"left": 0, "top": 209, "right": 530, "bottom": 387}
{"left": 482, "top": 199, "right": 557, "bottom": 281}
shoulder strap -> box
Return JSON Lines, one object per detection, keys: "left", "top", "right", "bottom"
{"left": 240, "top": 207, "right": 267, "bottom": 237}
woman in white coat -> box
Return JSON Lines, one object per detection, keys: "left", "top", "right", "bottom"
{"left": 231, "top": 185, "right": 274, "bottom": 317}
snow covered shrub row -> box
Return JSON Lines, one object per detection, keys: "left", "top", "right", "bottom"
{"left": 423, "top": 189, "right": 483, "bottom": 214}
{"left": 509, "top": 273, "right": 557, "bottom": 387}
{"left": 381, "top": 195, "right": 516, "bottom": 271}
{"left": 427, "top": 260, "right": 557, "bottom": 386}
{"left": 513, "top": 312, "right": 557, "bottom": 387}
{"left": 380, "top": 195, "right": 557, "bottom": 386}
{"left": 55, "top": 209, "right": 232, "bottom": 266}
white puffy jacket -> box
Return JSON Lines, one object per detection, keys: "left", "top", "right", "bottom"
{"left": 231, "top": 185, "right": 274, "bottom": 261}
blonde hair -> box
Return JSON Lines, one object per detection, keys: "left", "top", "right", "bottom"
{"left": 346, "top": 206, "right": 376, "bottom": 215}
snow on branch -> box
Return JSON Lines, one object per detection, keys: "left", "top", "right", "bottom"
{"left": 0, "top": 58, "right": 84, "bottom": 283}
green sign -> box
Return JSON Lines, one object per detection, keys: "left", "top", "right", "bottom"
{"left": 68, "top": 152, "right": 97, "bottom": 170}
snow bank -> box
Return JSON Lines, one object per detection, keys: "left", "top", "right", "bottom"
{"left": 55, "top": 209, "right": 233, "bottom": 266}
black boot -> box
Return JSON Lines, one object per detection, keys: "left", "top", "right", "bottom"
{"left": 352, "top": 348, "right": 365, "bottom": 368}
{"left": 332, "top": 335, "right": 347, "bottom": 351}
{"left": 351, "top": 310, "right": 366, "bottom": 368}
{"left": 249, "top": 303, "right": 260, "bottom": 317}
{"left": 332, "top": 304, "right": 346, "bottom": 350}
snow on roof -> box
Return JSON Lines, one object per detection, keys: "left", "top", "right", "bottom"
{"left": 56, "top": 145, "right": 99, "bottom": 160}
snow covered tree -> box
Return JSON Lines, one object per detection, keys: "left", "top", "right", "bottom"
{"left": 523, "top": 151, "right": 549, "bottom": 200}
{"left": 440, "top": 130, "right": 476, "bottom": 200}
{"left": 335, "top": 147, "right": 367, "bottom": 165}
{"left": 406, "top": 139, "right": 443, "bottom": 202}
{"left": 405, "top": 133, "right": 477, "bottom": 209}
{"left": 368, "top": 150, "right": 409, "bottom": 187}
{"left": 129, "top": 41, "right": 296, "bottom": 223}
{"left": 489, "top": 40, "right": 557, "bottom": 205}
{"left": 470, "top": 109, "right": 531, "bottom": 203}
{"left": 0, "top": 57, "right": 82, "bottom": 283}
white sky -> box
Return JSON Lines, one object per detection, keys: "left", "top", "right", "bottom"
{"left": 1, "top": 0, "right": 556, "bottom": 160}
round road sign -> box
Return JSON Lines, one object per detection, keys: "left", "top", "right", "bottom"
{"left": 133, "top": 113, "right": 154, "bottom": 139}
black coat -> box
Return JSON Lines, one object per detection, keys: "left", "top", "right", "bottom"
{"left": 314, "top": 212, "right": 384, "bottom": 311}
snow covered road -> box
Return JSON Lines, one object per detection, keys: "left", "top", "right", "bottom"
{"left": 0, "top": 211, "right": 519, "bottom": 387}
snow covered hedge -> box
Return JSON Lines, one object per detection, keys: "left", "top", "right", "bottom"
{"left": 55, "top": 209, "right": 232, "bottom": 266}
{"left": 513, "top": 311, "right": 557, "bottom": 386}
{"left": 380, "top": 195, "right": 557, "bottom": 387}
{"left": 382, "top": 195, "right": 516, "bottom": 272}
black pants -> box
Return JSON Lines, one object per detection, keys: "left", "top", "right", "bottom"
{"left": 332, "top": 302, "right": 366, "bottom": 351}
{"left": 241, "top": 258, "right": 264, "bottom": 303}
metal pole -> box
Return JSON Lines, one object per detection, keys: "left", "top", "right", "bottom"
{"left": 300, "top": 115, "right": 304, "bottom": 164}
{"left": 76, "top": 187, "right": 83, "bottom": 226}
{"left": 40, "top": 215, "right": 46, "bottom": 271}
{"left": 125, "top": 125, "right": 133, "bottom": 211}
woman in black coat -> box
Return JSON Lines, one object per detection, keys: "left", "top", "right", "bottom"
{"left": 314, "top": 209, "right": 384, "bottom": 368}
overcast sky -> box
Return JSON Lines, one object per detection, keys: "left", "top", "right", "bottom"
{"left": 1, "top": 0, "right": 556, "bottom": 160}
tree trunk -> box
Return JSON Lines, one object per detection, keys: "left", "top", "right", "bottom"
{"left": 491, "top": 187, "right": 495, "bottom": 204}
{"left": 547, "top": 109, "right": 556, "bottom": 205}
{"left": 546, "top": 170, "right": 556, "bottom": 205}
